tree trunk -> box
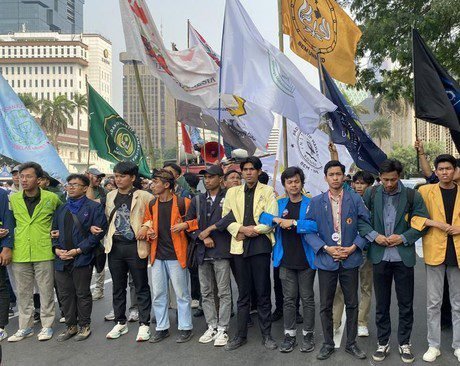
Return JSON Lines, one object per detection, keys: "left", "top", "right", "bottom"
{"left": 77, "top": 108, "right": 81, "bottom": 162}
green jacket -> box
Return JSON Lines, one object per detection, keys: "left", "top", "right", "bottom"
{"left": 10, "top": 189, "right": 62, "bottom": 263}
{"left": 359, "top": 183, "right": 429, "bottom": 267}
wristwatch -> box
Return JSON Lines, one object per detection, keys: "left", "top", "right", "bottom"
{"left": 292, "top": 220, "right": 297, "bottom": 227}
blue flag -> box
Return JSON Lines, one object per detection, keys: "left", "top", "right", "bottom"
{"left": 322, "top": 65, "right": 387, "bottom": 174}
{"left": 0, "top": 74, "right": 69, "bottom": 182}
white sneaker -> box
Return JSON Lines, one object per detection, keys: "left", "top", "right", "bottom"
{"left": 422, "top": 347, "right": 441, "bottom": 362}
{"left": 104, "top": 310, "right": 115, "bottom": 321}
{"left": 191, "top": 299, "right": 200, "bottom": 309}
{"left": 358, "top": 325, "right": 369, "bottom": 337}
{"left": 199, "top": 326, "right": 217, "bottom": 344}
{"left": 59, "top": 316, "right": 65, "bottom": 323}
{"left": 0, "top": 328, "right": 7, "bottom": 341}
{"left": 8, "top": 328, "right": 34, "bottom": 342}
{"left": 128, "top": 308, "right": 139, "bottom": 322}
{"left": 37, "top": 327, "right": 53, "bottom": 341}
{"left": 106, "top": 322, "right": 128, "bottom": 339}
{"left": 136, "top": 324, "right": 150, "bottom": 342}
{"left": 454, "top": 348, "right": 460, "bottom": 362}
{"left": 214, "top": 329, "right": 228, "bottom": 347}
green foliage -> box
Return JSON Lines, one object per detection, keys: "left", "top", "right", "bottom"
{"left": 368, "top": 116, "right": 391, "bottom": 147}
{"left": 41, "top": 95, "right": 75, "bottom": 149}
{"left": 18, "top": 93, "right": 42, "bottom": 115}
{"left": 72, "top": 93, "right": 88, "bottom": 162}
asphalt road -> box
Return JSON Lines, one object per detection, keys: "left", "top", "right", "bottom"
{"left": 3, "top": 253, "right": 459, "bottom": 366}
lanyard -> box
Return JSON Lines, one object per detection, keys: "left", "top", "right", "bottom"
{"left": 328, "top": 190, "right": 343, "bottom": 234}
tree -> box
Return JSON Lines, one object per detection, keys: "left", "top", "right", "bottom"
{"left": 368, "top": 116, "right": 391, "bottom": 147}
{"left": 73, "top": 93, "right": 88, "bottom": 162}
{"left": 18, "top": 93, "right": 41, "bottom": 115}
{"left": 41, "top": 95, "right": 75, "bottom": 150}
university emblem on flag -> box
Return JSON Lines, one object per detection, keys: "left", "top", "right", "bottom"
{"left": 268, "top": 52, "right": 296, "bottom": 96}
{"left": 292, "top": 126, "right": 322, "bottom": 169}
{"left": 4, "top": 108, "right": 47, "bottom": 149}
{"left": 227, "top": 96, "right": 247, "bottom": 118}
{"left": 104, "top": 114, "right": 142, "bottom": 162}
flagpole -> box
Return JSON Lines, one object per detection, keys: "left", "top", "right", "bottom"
{"left": 411, "top": 27, "right": 420, "bottom": 173}
{"left": 316, "top": 53, "right": 333, "bottom": 141}
{"left": 85, "top": 76, "right": 91, "bottom": 170}
{"left": 133, "top": 60, "right": 156, "bottom": 171}
{"left": 277, "top": 0, "right": 288, "bottom": 167}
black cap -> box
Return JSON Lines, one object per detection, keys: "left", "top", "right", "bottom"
{"left": 199, "top": 165, "right": 224, "bottom": 176}
{"left": 87, "top": 167, "right": 106, "bottom": 177}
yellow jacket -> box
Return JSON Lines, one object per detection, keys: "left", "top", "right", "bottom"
{"left": 222, "top": 183, "right": 277, "bottom": 255}
{"left": 418, "top": 183, "right": 460, "bottom": 266}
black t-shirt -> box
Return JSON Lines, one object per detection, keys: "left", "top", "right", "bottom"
{"left": 441, "top": 186, "right": 458, "bottom": 266}
{"left": 156, "top": 200, "right": 177, "bottom": 260}
{"left": 280, "top": 200, "right": 308, "bottom": 270}
{"left": 113, "top": 192, "right": 136, "bottom": 244}
{"left": 23, "top": 190, "right": 41, "bottom": 217}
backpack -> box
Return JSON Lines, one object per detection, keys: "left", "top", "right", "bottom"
{"left": 149, "top": 195, "right": 186, "bottom": 218}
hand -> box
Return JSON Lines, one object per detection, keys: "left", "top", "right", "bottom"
{"left": 171, "top": 222, "right": 188, "bottom": 233}
{"left": 56, "top": 248, "right": 72, "bottom": 261}
{"left": 387, "top": 234, "right": 403, "bottom": 247}
{"left": 199, "top": 228, "right": 211, "bottom": 241}
{"left": 414, "top": 139, "right": 425, "bottom": 154}
{"left": 147, "top": 228, "right": 157, "bottom": 240}
{"left": 279, "top": 219, "right": 294, "bottom": 230}
{"left": 0, "top": 228, "right": 9, "bottom": 239}
{"left": 50, "top": 230, "right": 59, "bottom": 239}
{"left": 325, "top": 246, "right": 341, "bottom": 261}
{"left": 328, "top": 142, "right": 337, "bottom": 153}
{"left": 446, "top": 226, "right": 460, "bottom": 236}
{"left": 375, "top": 234, "right": 389, "bottom": 246}
{"left": 203, "top": 237, "right": 215, "bottom": 248}
{"left": 337, "top": 245, "right": 357, "bottom": 259}
{"left": 0, "top": 247, "right": 12, "bottom": 266}
{"left": 437, "top": 222, "right": 452, "bottom": 232}
{"left": 136, "top": 226, "right": 149, "bottom": 240}
{"left": 273, "top": 217, "right": 282, "bottom": 224}
{"left": 239, "top": 226, "right": 259, "bottom": 237}
{"left": 90, "top": 226, "right": 103, "bottom": 235}
{"left": 236, "top": 232, "right": 246, "bottom": 241}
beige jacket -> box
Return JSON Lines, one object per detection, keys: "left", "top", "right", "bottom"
{"left": 104, "top": 189, "right": 153, "bottom": 259}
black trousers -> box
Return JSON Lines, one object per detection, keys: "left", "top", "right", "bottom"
{"left": 318, "top": 266, "right": 359, "bottom": 347}
{"left": 189, "top": 267, "right": 201, "bottom": 302}
{"left": 55, "top": 265, "right": 93, "bottom": 327}
{"left": 108, "top": 242, "right": 151, "bottom": 325}
{"left": 0, "top": 266, "right": 10, "bottom": 328}
{"left": 5, "top": 269, "right": 16, "bottom": 304}
{"left": 233, "top": 253, "right": 272, "bottom": 338}
{"left": 273, "top": 267, "right": 283, "bottom": 311}
{"left": 373, "top": 261, "right": 414, "bottom": 346}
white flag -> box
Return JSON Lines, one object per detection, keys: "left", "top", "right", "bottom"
{"left": 221, "top": 0, "right": 337, "bottom": 134}
{"left": 119, "top": 0, "right": 219, "bottom": 108}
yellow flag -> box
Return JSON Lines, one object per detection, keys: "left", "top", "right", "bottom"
{"left": 282, "top": 0, "right": 362, "bottom": 85}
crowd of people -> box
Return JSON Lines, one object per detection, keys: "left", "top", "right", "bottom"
{"left": 0, "top": 140, "right": 459, "bottom": 364}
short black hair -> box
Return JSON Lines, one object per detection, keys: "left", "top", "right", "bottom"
{"left": 240, "top": 156, "right": 262, "bottom": 171}
{"left": 352, "top": 171, "right": 375, "bottom": 186}
{"left": 113, "top": 161, "right": 138, "bottom": 176}
{"left": 183, "top": 172, "right": 200, "bottom": 189}
{"left": 258, "top": 171, "right": 269, "bottom": 184}
{"left": 163, "top": 162, "right": 182, "bottom": 176}
{"left": 66, "top": 174, "right": 90, "bottom": 186}
{"left": 19, "top": 162, "right": 44, "bottom": 178}
{"left": 324, "top": 160, "right": 345, "bottom": 175}
{"left": 379, "top": 159, "right": 403, "bottom": 175}
{"left": 281, "top": 166, "right": 305, "bottom": 186}
{"left": 223, "top": 169, "right": 241, "bottom": 181}
{"left": 434, "top": 154, "right": 457, "bottom": 169}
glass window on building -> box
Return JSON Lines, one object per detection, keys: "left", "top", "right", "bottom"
{"left": 64, "top": 79, "right": 67, "bottom": 87}
{"left": 31, "top": 48, "right": 34, "bottom": 56}
{"left": 41, "top": 80, "right": 44, "bottom": 87}
{"left": 37, "top": 48, "right": 40, "bottom": 56}
{"left": 35, "top": 80, "right": 38, "bottom": 87}
{"left": 47, "top": 80, "right": 50, "bottom": 87}
{"left": 23, "top": 67, "right": 26, "bottom": 74}
{"left": 52, "top": 66, "right": 56, "bottom": 74}
{"left": 53, "top": 80, "right": 55, "bottom": 87}
{"left": 70, "top": 66, "right": 73, "bottom": 74}
{"left": 17, "top": 67, "right": 20, "bottom": 75}
{"left": 58, "top": 66, "right": 61, "bottom": 74}
{"left": 64, "top": 66, "right": 67, "bottom": 74}
{"left": 0, "top": 67, "right": 2, "bottom": 74}
{"left": 46, "top": 66, "right": 49, "bottom": 74}
{"left": 47, "top": 92, "right": 50, "bottom": 99}
{"left": 35, "top": 67, "right": 38, "bottom": 74}
{"left": 70, "top": 79, "right": 73, "bottom": 87}
{"left": 11, "top": 80, "right": 14, "bottom": 87}
{"left": 28, "top": 80, "right": 31, "bottom": 87}
{"left": 58, "top": 80, "right": 61, "bottom": 87}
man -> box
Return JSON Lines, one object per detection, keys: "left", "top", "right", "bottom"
{"left": 417, "top": 154, "right": 460, "bottom": 362}
{"left": 222, "top": 156, "right": 278, "bottom": 351}
{"left": 9, "top": 165, "right": 21, "bottom": 193}
{"left": 360, "top": 159, "right": 429, "bottom": 363}
{"left": 333, "top": 171, "right": 375, "bottom": 337}
{"left": 0, "top": 188, "right": 14, "bottom": 341}
{"left": 223, "top": 170, "right": 242, "bottom": 189}
{"left": 39, "top": 171, "right": 66, "bottom": 203}
{"left": 305, "top": 160, "right": 369, "bottom": 360}
{"left": 8, "top": 162, "right": 61, "bottom": 342}
{"left": 139, "top": 169, "right": 193, "bottom": 344}
{"left": 103, "top": 162, "right": 153, "bottom": 342}
{"left": 163, "top": 162, "right": 192, "bottom": 198}
{"left": 52, "top": 174, "right": 107, "bottom": 342}
{"left": 259, "top": 167, "right": 318, "bottom": 353}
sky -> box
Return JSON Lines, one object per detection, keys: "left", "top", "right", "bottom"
{"left": 84, "top": 0, "right": 320, "bottom": 114}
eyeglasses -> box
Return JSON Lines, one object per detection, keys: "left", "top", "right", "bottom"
{"left": 67, "top": 183, "right": 86, "bottom": 188}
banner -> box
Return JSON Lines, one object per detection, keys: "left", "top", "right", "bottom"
{"left": 282, "top": 0, "right": 362, "bottom": 85}
{"left": 0, "top": 74, "right": 69, "bottom": 182}
{"left": 88, "top": 83, "right": 151, "bottom": 177}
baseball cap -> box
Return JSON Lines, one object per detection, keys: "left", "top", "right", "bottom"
{"left": 11, "top": 165, "right": 21, "bottom": 173}
{"left": 199, "top": 165, "right": 224, "bottom": 176}
{"left": 87, "top": 168, "right": 106, "bottom": 177}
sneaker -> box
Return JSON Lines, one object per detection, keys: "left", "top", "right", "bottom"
{"left": 74, "top": 325, "right": 91, "bottom": 342}
{"left": 299, "top": 332, "right": 315, "bottom": 353}
{"left": 56, "top": 325, "right": 78, "bottom": 342}
{"left": 104, "top": 310, "right": 115, "bottom": 321}
{"left": 92, "top": 290, "right": 104, "bottom": 301}
{"left": 176, "top": 329, "right": 193, "bottom": 343}
{"left": 149, "top": 329, "right": 170, "bottom": 343}
{"left": 279, "top": 334, "right": 297, "bottom": 353}
{"left": 59, "top": 316, "right": 65, "bottom": 323}
{"left": 193, "top": 308, "right": 204, "bottom": 317}
{"left": 191, "top": 299, "right": 200, "bottom": 309}
{"left": 37, "top": 327, "right": 53, "bottom": 341}
{"left": 8, "top": 328, "right": 34, "bottom": 342}
{"left": 454, "top": 348, "right": 460, "bottom": 362}
{"left": 214, "top": 329, "right": 228, "bottom": 347}
{"left": 358, "top": 325, "right": 369, "bottom": 337}
{"left": 262, "top": 334, "right": 278, "bottom": 350}
{"left": 399, "top": 344, "right": 415, "bottom": 363}
{"left": 8, "top": 308, "right": 14, "bottom": 317}
{"left": 128, "top": 308, "right": 139, "bottom": 323}
{"left": 0, "top": 328, "right": 7, "bottom": 341}
{"left": 33, "top": 311, "right": 40, "bottom": 324}
{"left": 199, "top": 326, "right": 217, "bottom": 344}
{"left": 422, "top": 347, "right": 440, "bottom": 362}
{"left": 373, "top": 343, "right": 390, "bottom": 362}
{"left": 106, "top": 322, "right": 128, "bottom": 339}
{"left": 136, "top": 324, "right": 150, "bottom": 342}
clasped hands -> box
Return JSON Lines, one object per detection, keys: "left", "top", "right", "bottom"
{"left": 273, "top": 217, "right": 295, "bottom": 230}
{"left": 325, "top": 244, "right": 357, "bottom": 261}
{"left": 375, "top": 234, "right": 404, "bottom": 247}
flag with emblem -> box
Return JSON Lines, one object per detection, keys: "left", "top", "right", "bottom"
{"left": 88, "top": 83, "right": 150, "bottom": 177}
{"left": 281, "top": 0, "right": 362, "bottom": 85}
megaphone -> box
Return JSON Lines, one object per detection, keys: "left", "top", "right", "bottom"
{"left": 201, "top": 141, "right": 225, "bottom": 163}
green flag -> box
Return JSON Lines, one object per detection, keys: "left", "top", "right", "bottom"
{"left": 88, "top": 83, "right": 151, "bottom": 177}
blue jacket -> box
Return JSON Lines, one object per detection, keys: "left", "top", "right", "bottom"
{"left": 52, "top": 197, "right": 107, "bottom": 271}
{"left": 305, "top": 189, "right": 370, "bottom": 270}
{"left": 0, "top": 189, "right": 14, "bottom": 250}
{"left": 259, "top": 195, "right": 318, "bottom": 269}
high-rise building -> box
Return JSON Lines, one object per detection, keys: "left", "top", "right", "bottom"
{"left": 0, "top": 0, "right": 84, "bottom": 34}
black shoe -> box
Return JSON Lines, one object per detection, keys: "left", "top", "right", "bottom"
{"left": 399, "top": 344, "right": 415, "bottom": 363}
{"left": 225, "top": 336, "right": 247, "bottom": 351}
{"left": 149, "top": 329, "right": 170, "bottom": 343}
{"left": 345, "top": 344, "right": 366, "bottom": 359}
{"left": 271, "top": 308, "right": 283, "bottom": 322}
{"left": 33, "top": 311, "right": 41, "bottom": 324}
{"left": 56, "top": 325, "right": 78, "bottom": 342}
{"left": 317, "top": 344, "right": 335, "bottom": 360}
{"left": 300, "top": 332, "right": 315, "bottom": 353}
{"left": 372, "top": 343, "right": 390, "bottom": 362}
{"left": 262, "top": 334, "right": 278, "bottom": 350}
{"left": 247, "top": 317, "right": 254, "bottom": 327}
{"left": 74, "top": 325, "right": 91, "bottom": 342}
{"left": 193, "top": 308, "right": 204, "bottom": 318}
{"left": 279, "top": 334, "right": 297, "bottom": 353}
{"left": 176, "top": 330, "right": 193, "bottom": 343}
{"left": 296, "top": 312, "right": 303, "bottom": 324}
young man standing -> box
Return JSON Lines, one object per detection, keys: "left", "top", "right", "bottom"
{"left": 417, "top": 154, "right": 460, "bottom": 362}
{"left": 8, "top": 162, "right": 61, "bottom": 342}
{"left": 305, "top": 161, "right": 370, "bottom": 361}
{"left": 104, "top": 162, "right": 153, "bottom": 342}
{"left": 52, "top": 174, "right": 107, "bottom": 342}
{"left": 222, "top": 156, "right": 278, "bottom": 351}
{"left": 259, "top": 167, "right": 318, "bottom": 353}
{"left": 360, "top": 159, "right": 429, "bottom": 363}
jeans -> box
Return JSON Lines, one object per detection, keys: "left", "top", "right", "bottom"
{"left": 0, "top": 266, "right": 10, "bottom": 328}
{"left": 151, "top": 259, "right": 192, "bottom": 331}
